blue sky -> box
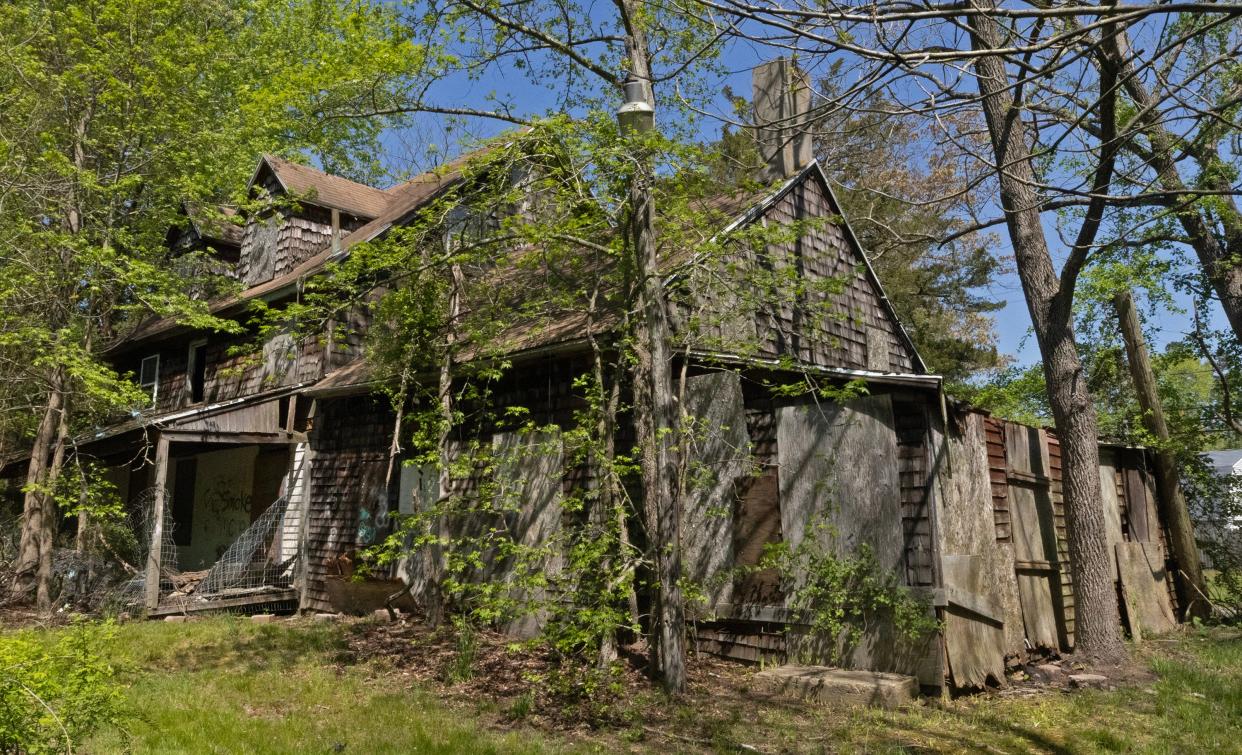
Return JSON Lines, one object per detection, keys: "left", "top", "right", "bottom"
{"left": 369, "top": 29, "right": 1232, "bottom": 373}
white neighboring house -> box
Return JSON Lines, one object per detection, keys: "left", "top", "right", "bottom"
{"left": 1207, "top": 449, "right": 1242, "bottom": 478}
{"left": 1206, "top": 450, "right": 1242, "bottom": 520}
{"left": 1202, "top": 450, "right": 1242, "bottom": 569}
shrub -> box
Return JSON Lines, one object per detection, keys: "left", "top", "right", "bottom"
{"left": 0, "top": 621, "right": 124, "bottom": 753}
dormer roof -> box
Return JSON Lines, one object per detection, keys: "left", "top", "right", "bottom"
{"left": 249, "top": 154, "right": 394, "bottom": 218}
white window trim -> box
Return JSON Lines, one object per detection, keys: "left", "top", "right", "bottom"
{"left": 139, "top": 354, "right": 160, "bottom": 404}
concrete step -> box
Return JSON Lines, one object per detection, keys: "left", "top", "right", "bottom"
{"left": 754, "top": 665, "right": 919, "bottom": 709}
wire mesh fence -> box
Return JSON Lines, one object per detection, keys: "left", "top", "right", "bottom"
{"left": 84, "top": 489, "right": 303, "bottom": 612}
{"left": 197, "top": 495, "right": 297, "bottom": 597}
{"left": 109, "top": 486, "right": 180, "bottom": 607}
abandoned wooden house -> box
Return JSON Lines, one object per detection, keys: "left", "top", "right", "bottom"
{"left": 0, "top": 61, "right": 1190, "bottom": 694}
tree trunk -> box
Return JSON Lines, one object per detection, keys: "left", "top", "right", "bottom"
{"left": 36, "top": 403, "right": 71, "bottom": 612}
{"left": 428, "top": 262, "right": 464, "bottom": 628}
{"left": 618, "top": 6, "right": 685, "bottom": 691}
{"left": 10, "top": 369, "right": 66, "bottom": 606}
{"left": 1113, "top": 290, "right": 1210, "bottom": 619}
{"left": 967, "top": 2, "right": 1124, "bottom": 661}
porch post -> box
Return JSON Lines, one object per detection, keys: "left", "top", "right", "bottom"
{"left": 145, "top": 433, "right": 171, "bottom": 610}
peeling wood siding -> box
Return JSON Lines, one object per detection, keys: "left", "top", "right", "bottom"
{"left": 303, "top": 396, "right": 394, "bottom": 613}
{"left": 677, "top": 178, "right": 918, "bottom": 373}
{"left": 984, "top": 417, "right": 1012, "bottom": 543}
{"left": 238, "top": 196, "right": 369, "bottom": 287}
{"left": 894, "top": 399, "right": 935, "bottom": 587}
{"left": 124, "top": 331, "right": 324, "bottom": 414}
{"left": 1045, "top": 433, "right": 1075, "bottom": 646}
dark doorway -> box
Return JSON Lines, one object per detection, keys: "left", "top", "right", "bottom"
{"left": 171, "top": 458, "right": 197, "bottom": 546}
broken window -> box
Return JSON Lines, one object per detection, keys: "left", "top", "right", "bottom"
{"left": 187, "top": 339, "right": 208, "bottom": 403}
{"left": 397, "top": 462, "right": 437, "bottom": 516}
{"left": 139, "top": 354, "right": 160, "bottom": 404}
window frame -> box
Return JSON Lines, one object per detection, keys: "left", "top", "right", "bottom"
{"left": 139, "top": 354, "right": 160, "bottom": 404}
{"left": 186, "top": 338, "right": 208, "bottom": 404}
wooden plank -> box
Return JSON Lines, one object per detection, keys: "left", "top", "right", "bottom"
{"left": 1098, "top": 449, "right": 1125, "bottom": 581}
{"left": 1125, "top": 466, "right": 1152, "bottom": 542}
{"left": 1116, "top": 542, "right": 1178, "bottom": 637}
{"left": 1009, "top": 483, "right": 1061, "bottom": 649}
{"left": 145, "top": 434, "right": 171, "bottom": 610}
{"left": 148, "top": 588, "right": 299, "bottom": 618}
{"left": 1007, "top": 469, "right": 1052, "bottom": 486}
{"left": 160, "top": 430, "right": 305, "bottom": 445}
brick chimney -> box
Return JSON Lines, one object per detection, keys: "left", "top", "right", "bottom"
{"left": 752, "top": 58, "right": 813, "bottom": 182}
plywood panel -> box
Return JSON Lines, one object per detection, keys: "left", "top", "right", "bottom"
{"left": 1009, "top": 483, "right": 1061, "bottom": 649}
{"left": 493, "top": 430, "right": 564, "bottom": 638}
{"left": 1117, "top": 541, "right": 1177, "bottom": 637}
{"left": 777, "top": 395, "right": 903, "bottom": 574}
{"left": 681, "top": 372, "right": 750, "bottom": 612}
{"left": 1098, "top": 449, "right": 1125, "bottom": 581}
{"left": 777, "top": 395, "right": 935, "bottom": 678}
{"left": 1124, "top": 466, "right": 1153, "bottom": 542}
{"left": 935, "top": 411, "right": 1025, "bottom": 661}
{"left": 942, "top": 555, "right": 1006, "bottom": 688}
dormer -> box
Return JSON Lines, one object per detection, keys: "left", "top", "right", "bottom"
{"left": 238, "top": 155, "right": 392, "bottom": 287}
{"left": 166, "top": 203, "right": 243, "bottom": 265}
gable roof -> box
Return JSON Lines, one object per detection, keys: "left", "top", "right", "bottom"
{"left": 117, "top": 149, "right": 928, "bottom": 383}
{"left": 1207, "top": 449, "right": 1242, "bottom": 476}
{"left": 111, "top": 146, "right": 495, "bottom": 350}
{"left": 307, "top": 160, "right": 934, "bottom": 396}
{"left": 250, "top": 155, "right": 394, "bottom": 218}
{"left": 724, "top": 162, "right": 927, "bottom": 374}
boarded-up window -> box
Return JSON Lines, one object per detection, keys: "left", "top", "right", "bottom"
{"left": 242, "top": 214, "right": 280, "bottom": 286}
{"left": 866, "top": 325, "right": 889, "bottom": 372}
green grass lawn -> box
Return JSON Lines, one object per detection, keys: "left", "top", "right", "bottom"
{"left": 4, "top": 615, "right": 1238, "bottom": 754}
{"left": 78, "top": 618, "right": 574, "bottom": 754}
